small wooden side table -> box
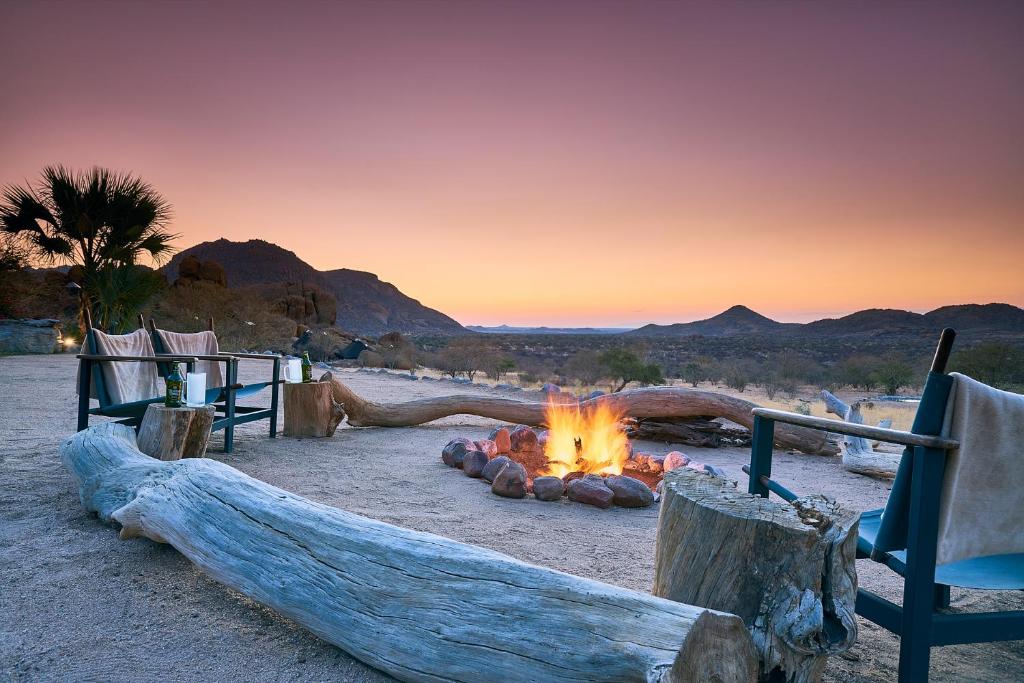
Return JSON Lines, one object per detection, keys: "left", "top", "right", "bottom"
{"left": 138, "top": 404, "right": 216, "bottom": 461}
{"left": 283, "top": 381, "right": 345, "bottom": 438}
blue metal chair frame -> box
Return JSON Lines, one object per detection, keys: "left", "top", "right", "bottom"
{"left": 745, "top": 328, "right": 1024, "bottom": 682}
{"left": 75, "top": 312, "right": 280, "bottom": 454}
{"left": 146, "top": 317, "right": 281, "bottom": 453}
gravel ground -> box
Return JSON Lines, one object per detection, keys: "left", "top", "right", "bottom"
{"left": 1, "top": 355, "right": 1021, "bottom": 682}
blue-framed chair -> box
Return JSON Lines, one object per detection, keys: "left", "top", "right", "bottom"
{"left": 744, "top": 329, "right": 1024, "bottom": 682}
{"left": 145, "top": 317, "right": 281, "bottom": 453}
{"left": 76, "top": 308, "right": 201, "bottom": 432}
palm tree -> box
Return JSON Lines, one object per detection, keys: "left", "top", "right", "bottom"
{"left": 0, "top": 165, "right": 176, "bottom": 330}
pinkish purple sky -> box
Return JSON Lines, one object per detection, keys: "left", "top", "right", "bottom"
{"left": 2, "top": 1, "right": 1022, "bottom": 327}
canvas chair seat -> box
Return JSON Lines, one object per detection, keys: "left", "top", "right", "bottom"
{"left": 859, "top": 509, "right": 1024, "bottom": 590}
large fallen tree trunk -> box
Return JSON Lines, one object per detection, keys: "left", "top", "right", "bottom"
{"left": 62, "top": 423, "right": 758, "bottom": 683}
{"left": 653, "top": 469, "right": 859, "bottom": 683}
{"left": 324, "top": 373, "right": 838, "bottom": 456}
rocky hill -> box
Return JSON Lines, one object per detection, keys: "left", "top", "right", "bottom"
{"left": 629, "top": 305, "right": 797, "bottom": 337}
{"left": 163, "top": 239, "right": 466, "bottom": 336}
{"left": 629, "top": 303, "right": 1024, "bottom": 338}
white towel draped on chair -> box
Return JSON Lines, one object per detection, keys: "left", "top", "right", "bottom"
{"left": 937, "top": 373, "right": 1024, "bottom": 565}
{"left": 85, "top": 329, "right": 161, "bottom": 404}
{"left": 154, "top": 329, "right": 225, "bottom": 390}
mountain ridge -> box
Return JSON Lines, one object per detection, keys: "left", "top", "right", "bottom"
{"left": 163, "top": 239, "right": 466, "bottom": 336}
{"left": 628, "top": 303, "right": 1024, "bottom": 337}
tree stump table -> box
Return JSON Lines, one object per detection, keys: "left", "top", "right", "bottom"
{"left": 653, "top": 468, "right": 859, "bottom": 683}
{"left": 137, "top": 404, "right": 215, "bottom": 461}
{"left": 283, "top": 380, "right": 345, "bottom": 438}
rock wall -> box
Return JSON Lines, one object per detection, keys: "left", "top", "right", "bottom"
{"left": 0, "top": 319, "right": 62, "bottom": 354}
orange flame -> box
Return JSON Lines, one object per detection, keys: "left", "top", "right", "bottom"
{"left": 542, "top": 398, "right": 630, "bottom": 478}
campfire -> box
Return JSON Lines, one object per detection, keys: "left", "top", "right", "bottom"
{"left": 441, "top": 398, "right": 725, "bottom": 508}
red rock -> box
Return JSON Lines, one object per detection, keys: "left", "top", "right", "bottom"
{"left": 490, "top": 428, "right": 512, "bottom": 455}
{"left": 663, "top": 451, "right": 690, "bottom": 472}
{"left": 509, "top": 426, "right": 539, "bottom": 453}
{"left": 491, "top": 461, "right": 528, "bottom": 499}
{"left": 566, "top": 474, "right": 614, "bottom": 509}
{"left": 474, "top": 439, "right": 498, "bottom": 459}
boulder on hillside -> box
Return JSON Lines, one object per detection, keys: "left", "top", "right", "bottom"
{"left": 175, "top": 255, "right": 227, "bottom": 287}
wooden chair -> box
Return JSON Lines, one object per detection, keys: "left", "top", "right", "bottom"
{"left": 77, "top": 309, "right": 200, "bottom": 432}
{"left": 145, "top": 317, "right": 281, "bottom": 453}
{"left": 745, "top": 329, "right": 1024, "bottom": 682}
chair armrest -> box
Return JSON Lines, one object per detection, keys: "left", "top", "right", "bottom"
{"left": 78, "top": 354, "right": 199, "bottom": 363}
{"left": 218, "top": 351, "right": 282, "bottom": 361}
{"left": 752, "top": 408, "right": 959, "bottom": 450}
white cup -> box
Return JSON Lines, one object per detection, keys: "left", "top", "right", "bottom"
{"left": 186, "top": 372, "right": 207, "bottom": 407}
{"left": 284, "top": 358, "right": 303, "bottom": 383}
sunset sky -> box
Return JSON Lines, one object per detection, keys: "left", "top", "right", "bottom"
{"left": 2, "top": 1, "right": 1022, "bottom": 327}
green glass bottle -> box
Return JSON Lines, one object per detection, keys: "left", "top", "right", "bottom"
{"left": 301, "top": 352, "right": 313, "bottom": 383}
{"left": 165, "top": 362, "right": 184, "bottom": 407}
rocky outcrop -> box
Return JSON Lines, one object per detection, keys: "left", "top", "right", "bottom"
{"left": 163, "top": 239, "right": 466, "bottom": 336}
{"left": 0, "top": 319, "right": 62, "bottom": 354}
{"left": 173, "top": 255, "right": 228, "bottom": 287}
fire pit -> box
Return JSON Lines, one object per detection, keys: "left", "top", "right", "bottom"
{"left": 441, "top": 399, "right": 725, "bottom": 509}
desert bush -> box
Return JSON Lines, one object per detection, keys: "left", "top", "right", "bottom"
{"left": 837, "top": 355, "right": 882, "bottom": 390}
{"left": 148, "top": 282, "right": 294, "bottom": 351}
{"left": 376, "top": 331, "right": 418, "bottom": 370}
{"left": 678, "top": 356, "right": 715, "bottom": 387}
{"left": 358, "top": 350, "right": 385, "bottom": 368}
{"left": 719, "top": 359, "right": 754, "bottom": 393}
{"left": 599, "top": 347, "right": 663, "bottom": 392}
{"left": 952, "top": 343, "right": 1024, "bottom": 390}
{"left": 561, "top": 350, "right": 607, "bottom": 386}
{"left": 872, "top": 356, "right": 915, "bottom": 395}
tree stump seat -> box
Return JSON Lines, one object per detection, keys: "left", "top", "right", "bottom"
{"left": 137, "top": 404, "right": 215, "bottom": 460}
{"left": 283, "top": 380, "right": 345, "bottom": 438}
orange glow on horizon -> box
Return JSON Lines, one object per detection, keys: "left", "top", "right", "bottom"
{"left": 1, "top": 2, "right": 1021, "bottom": 328}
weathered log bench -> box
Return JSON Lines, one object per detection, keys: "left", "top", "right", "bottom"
{"left": 62, "top": 423, "right": 758, "bottom": 682}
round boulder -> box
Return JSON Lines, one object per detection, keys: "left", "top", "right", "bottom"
{"left": 663, "top": 451, "right": 690, "bottom": 472}
{"left": 462, "top": 450, "right": 489, "bottom": 478}
{"left": 474, "top": 439, "right": 498, "bottom": 459}
{"left": 532, "top": 476, "right": 565, "bottom": 502}
{"left": 441, "top": 438, "right": 475, "bottom": 468}
{"left": 566, "top": 474, "right": 614, "bottom": 509}
{"left": 481, "top": 455, "right": 513, "bottom": 483}
{"left": 605, "top": 475, "right": 655, "bottom": 508}
{"left": 509, "top": 426, "right": 539, "bottom": 453}
{"left": 489, "top": 427, "right": 512, "bottom": 455}
{"left": 491, "top": 461, "right": 528, "bottom": 499}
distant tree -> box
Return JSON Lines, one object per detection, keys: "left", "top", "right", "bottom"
{"left": 485, "top": 356, "right": 516, "bottom": 382}
{"left": 0, "top": 165, "right": 175, "bottom": 330}
{"left": 599, "top": 347, "right": 663, "bottom": 392}
{"left": 838, "top": 355, "right": 881, "bottom": 390}
{"left": 719, "top": 359, "right": 753, "bottom": 393}
{"left": 562, "top": 350, "right": 606, "bottom": 385}
{"left": 953, "top": 343, "right": 1024, "bottom": 389}
{"left": 872, "top": 357, "right": 915, "bottom": 395}
{"left": 678, "top": 356, "right": 714, "bottom": 388}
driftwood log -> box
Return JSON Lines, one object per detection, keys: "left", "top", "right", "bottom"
{"left": 626, "top": 416, "right": 752, "bottom": 449}
{"left": 324, "top": 373, "right": 838, "bottom": 456}
{"left": 137, "top": 404, "right": 215, "bottom": 460}
{"left": 283, "top": 378, "right": 345, "bottom": 437}
{"left": 653, "top": 469, "right": 858, "bottom": 683}
{"left": 62, "top": 423, "right": 758, "bottom": 682}
{"left": 821, "top": 390, "right": 900, "bottom": 478}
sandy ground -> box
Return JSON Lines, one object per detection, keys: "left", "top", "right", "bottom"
{"left": 1, "top": 355, "right": 1022, "bottom": 682}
